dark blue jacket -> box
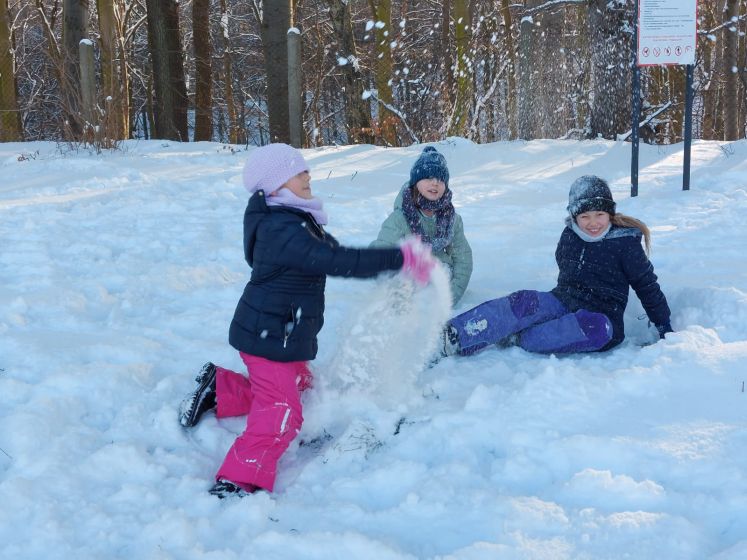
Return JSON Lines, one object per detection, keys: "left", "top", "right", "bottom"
{"left": 229, "top": 190, "right": 404, "bottom": 362}
{"left": 551, "top": 224, "right": 670, "bottom": 349}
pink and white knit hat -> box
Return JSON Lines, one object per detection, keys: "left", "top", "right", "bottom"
{"left": 242, "top": 143, "right": 309, "bottom": 195}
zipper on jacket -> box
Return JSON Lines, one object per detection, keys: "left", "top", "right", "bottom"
{"left": 283, "top": 306, "right": 299, "bottom": 348}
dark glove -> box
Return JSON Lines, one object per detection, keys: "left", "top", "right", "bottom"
{"left": 655, "top": 322, "right": 673, "bottom": 339}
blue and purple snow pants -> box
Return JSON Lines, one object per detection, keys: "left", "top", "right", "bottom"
{"left": 448, "top": 290, "right": 613, "bottom": 355}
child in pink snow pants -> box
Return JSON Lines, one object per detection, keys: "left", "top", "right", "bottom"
{"left": 212, "top": 355, "right": 312, "bottom": 492}
{"left": 178, "top": 143, "right": 435, "bottom": 498}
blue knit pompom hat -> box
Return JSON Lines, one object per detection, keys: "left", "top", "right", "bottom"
{"left": 409, "top": 146, "right": 449, "bottom": 188}
{"left": 242, "top": 143, "right": 309, "bottom": 195}
{"left": 567, "top": 175, "right": 616, "bottom": 218}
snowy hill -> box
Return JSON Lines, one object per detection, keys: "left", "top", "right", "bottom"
{"left": 1, "top": 138, "right": 746, "bottom": 559}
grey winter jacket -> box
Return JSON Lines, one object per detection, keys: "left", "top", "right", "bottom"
{"left": 370, "top": 185, "right": 473, "bottom": 304}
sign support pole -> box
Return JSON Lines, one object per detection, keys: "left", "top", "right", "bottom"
{"left": 633, "top": 0, "right": 697, "bottom": 196}
{"left": 631, "top": 0, "right": 641, "bottom": 198}
{"left": 683, "top": 64, "right": 694, "bottom": 191}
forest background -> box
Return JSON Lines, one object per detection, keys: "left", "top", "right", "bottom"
{"left": 0, "top": 0, "right": 745, "bottom": 148}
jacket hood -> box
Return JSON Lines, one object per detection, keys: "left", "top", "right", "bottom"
{"left": 393, "top": 183, "right": 409, "bottom": 210}
{"left": 243, "top": 190, "right": 270, "bottom": 266}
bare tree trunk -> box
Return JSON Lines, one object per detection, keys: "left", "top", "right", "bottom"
{"left": 700, "top": 1, "right": 719, "bottom": 140}
{"left": 588, "top": 0, "right": 632, "bottom": 139}
{"left": 441, "top": 0, "right": 453, "bottom": 110}
{"left": 368, "top": 0, "right": 396, "bottom": 145}
{"left": 96, "top": 0, "right": 128, "bottom": 140}
{"left": 471, "top": 5, "right": 498, "bottom": 142}
{"left": 260, "top": 1, "right": 291, "bottom": 143}
{"left": 723, "top": 0, "right": 740, "bottom": 140}
{"left": 538, "top": 7, "right": 563, "bottom": 137}
{"left": 572, "top": 4, "right": 591, "bottom": 136}
{"left": 740, "top": 0, "right": 747, "bottom": 137}
{"left": 146, "top": 75, "right": 155, "bottom": 138}
{"left": 500, "top": 0, "right": 517, "bottom": 139}
{"left": 517, "top": 0, "right": 540, "bottom": 139}
{"left": 193, "top": 0, "right": 212, "bottom": 141}
{"left": 62, "top": 0, "right": 89, "bottom": 136}
{"left": 305, "top": 10, "right": 324, "bottom": 148}
{"left": 447, "top": 0, "right": 472, "bottom": 136}
{"left": 145, "top": 0, "right": 188, "bottom": 141}
{"left": 287, "top": 29, "right": 303, "bottom": 147}
{"left": 78, "top": 39, "right": 95, "bottom": 127}
{"left": 326, "top": 0, "right": 373, "bottom": 144}
{"left": 668, "top": 66, "right": 686, "bottom": 143}
{"left": 219, "top": 0, "right": 240, "bottom": 144}
{"left": 0, "top": 0, "right": 22, "bottom": 140}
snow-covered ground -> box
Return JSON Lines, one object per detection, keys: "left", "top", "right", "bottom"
{"left": 1, "top": 138, "right": 746, "bottom": 560}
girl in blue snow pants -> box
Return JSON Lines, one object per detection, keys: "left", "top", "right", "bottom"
{"left": 443, "top": 175, "right": 672, "bottom": 357}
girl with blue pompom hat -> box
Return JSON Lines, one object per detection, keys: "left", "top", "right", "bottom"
{"left": 371, "top": 146, "right": 473, "bottom": 304}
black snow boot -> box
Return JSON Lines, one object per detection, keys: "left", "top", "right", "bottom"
{"left": 209, "top": 479, "right": 258, "bottom": 499}
{"left": 497, "top": 333, "right": 520, "bottom": 349}
{"left": 178, "top": 362, "right": 217, "bottom": 428}
{"left": 441, "top": 325, "right": 461, "bottom": 357}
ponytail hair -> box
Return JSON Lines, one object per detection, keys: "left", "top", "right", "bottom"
{"left": 611, "top": 213, "right": 651, "bottom": 255}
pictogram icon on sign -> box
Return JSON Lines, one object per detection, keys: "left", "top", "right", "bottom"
{"left": 653, "top": 47, "right": 661, "bottom": 57}
{"left": 675, "top": 46, "right": 682, "bottom": 56}
{"left": 642, "top": 47, "right": 650, "bottom": 57}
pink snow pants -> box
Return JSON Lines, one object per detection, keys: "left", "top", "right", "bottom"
{"left": 214, "top": 352, "right": 313, "bottom": 492}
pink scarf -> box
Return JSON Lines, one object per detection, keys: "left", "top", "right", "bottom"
{"left": 266, "top": 188, "right": 328, "bottom": 225}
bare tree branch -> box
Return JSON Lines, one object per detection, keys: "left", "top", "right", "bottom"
{"left": 522, "top": 0, "right": 586, "bottom": 17}
{"left": 699, "top": 13, "right": 747, "bottom": 36}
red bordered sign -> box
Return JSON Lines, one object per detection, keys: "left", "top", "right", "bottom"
{"left": 637, "top": 0, "right": 698, "bottom": 66}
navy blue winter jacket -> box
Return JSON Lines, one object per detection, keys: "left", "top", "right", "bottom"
{"left": 551, "top": 224, "right": 670, "bottom": 349}
{"left": 229, "top": 190, "right": 404, "bottom": 362}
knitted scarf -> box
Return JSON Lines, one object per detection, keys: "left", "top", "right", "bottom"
{"left": 267, "top": 188, "right": 328, "bottom": 225}
{"left": 401, "top": 185, "right": 456, "bottom": 252}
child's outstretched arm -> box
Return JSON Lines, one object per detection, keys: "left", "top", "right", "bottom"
{"left": 448, "top": 215, "right": 473, "bottom": 304}
{"left": 262, "top": 214, "right": 403, "bottom": 278}
{"left": 623, "top": 239, "right": 672, "bottom": 334}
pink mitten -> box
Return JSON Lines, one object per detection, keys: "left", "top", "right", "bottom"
{"left": 400, "top": 236, "right": 436, "bottom": 286}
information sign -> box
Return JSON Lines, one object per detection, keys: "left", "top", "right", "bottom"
{"left": 637, "top": 0, "right": 697, "bottom": 66}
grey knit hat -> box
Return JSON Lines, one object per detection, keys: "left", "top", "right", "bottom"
{"left": 409, "top": 146, "right": 449, "bottom": 188}
{"left": 567, "top": 175, "right": 616, "bottom": 218}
